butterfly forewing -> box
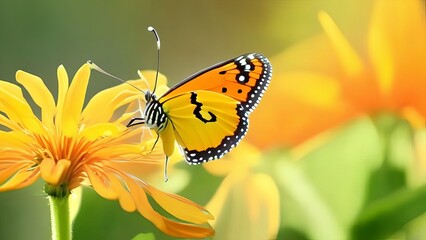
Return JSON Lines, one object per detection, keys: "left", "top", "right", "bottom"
{"left": 159, "top": 53, "right": 271, "bottom": 115}
{"left": 161, "top": 90, "right": 247, "bottom": 164}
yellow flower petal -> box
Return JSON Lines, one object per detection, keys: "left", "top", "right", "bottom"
{"left": 144, "top": 183, "right": 214, "bottom": 224}
{"left": 124, "top": 175, "right": 215, "bottom": 238}
{"left": 92, "top": 144, "right": 145, "bottom": 159}
{"left": 85, "top": 165, "right": 119, "bottom": 200}
{"left": 206, "top": 170, "right": 280, "bottom": 240}
{"left": 0, "top": 81, "right": 44, "bottom": 134}
{"left": 82, "top": 70, "right": 167, "bottom": 126}
{"left": 16, "top": 70, "right": 56, "bottom": 128}
{"left": 81, "top": 82, "right": 143, "bottom": 125}
{"left": 281, "top": 72, "right": 342, "bottom": 108}
{"left": 368, "top": 8, "right": 394, "bottom": 96}
{"left": 113, "top": 112, "right": 138, "bottom": 126}
{"left": 102, "top": 170, "right": 137, "bottom": 211}
{"left": 204, "top": 141, "right": 260, "bottom": 176}
{"left": 0, "top": 163, "right": 33, "bottom": 186}
{"left": 40, "top": 158, "right": 71, "bottom": 186}
{"left": 0, "top": 131, "right": 33, "bottom": 149}
{"left": 0, "top": 168, "right": 39, "bottom": 191}
{"left": 55, "top": 65, "right": 69, "bottom": 131}
{"left": 59, "top": 64, "right": 90, "bottom": 136}
{"left": 369, "top": 0, "right": 426, "bottom": 113}
{"left": 0, "top": 113, "right": 22, "bottom": 131}
{"left": 319, "top": 11, "right": 364, "bottom": 77}
{"left": 79, "top": 123, "right": 125, "bottom": 141}
{"left": 137, "top": 70, "right": 168, "bottom": 94}
{"left": 117, "top": 188, "right": 136, "bottom": 212}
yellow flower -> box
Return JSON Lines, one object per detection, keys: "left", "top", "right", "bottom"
{"left": 0, "top": 64, "right": 214, "bottom": 238}
{"left": 247, "top": 0, "right": 426, "bottom": 149}
{"left": 204, "top": 142, "right": 280, "bottom": 240}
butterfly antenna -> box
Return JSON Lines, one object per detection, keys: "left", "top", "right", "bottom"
{"left": 148, "top": 26, "right": 161, "bottom": 94}
{"left": 88, "top": 61, "right": 146, "bottom": 93}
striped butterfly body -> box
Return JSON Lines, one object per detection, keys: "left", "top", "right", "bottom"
{"left": 129, "top": 53, "right": 272, "bottom": 165}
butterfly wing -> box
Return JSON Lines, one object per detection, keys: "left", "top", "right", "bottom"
{"left": 159, "top": 53, "right": 272, "bottom": 115}
{"left": 161, "top": 90, "right": 247, "bottom": 164}
{"left": 152, "top": 53, "right": 271, "bottom": 164}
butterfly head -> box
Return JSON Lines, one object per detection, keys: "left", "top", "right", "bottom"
{"left": 144, "top": 90, "right": 153, "bottom": 102}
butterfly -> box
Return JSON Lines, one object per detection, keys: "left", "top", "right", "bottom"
{"left": 127, "top": 53, "right": 272, "bottom": 166}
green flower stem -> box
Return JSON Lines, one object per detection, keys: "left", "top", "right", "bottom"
{"left": 46, "top": 184, "right": 71, "bottom": 240}
{"left": 49, "top": 196, "right": 71, "bottom": 240}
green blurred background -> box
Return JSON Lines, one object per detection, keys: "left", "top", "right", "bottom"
{"left": 6, "top": 1, "right": 426, "bottom": 240}
{"left": 0, "top": 0, "right": 374, "bottom": 84}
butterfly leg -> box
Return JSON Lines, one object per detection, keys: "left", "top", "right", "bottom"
{"left": 151, "top": 133, "right": 160, "bottom": 152}
{"left": 126, "top": 117, "right": 145, "bottom": 127}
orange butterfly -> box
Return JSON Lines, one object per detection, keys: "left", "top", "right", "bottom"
{"left": 127, "top": 53, "right": 272, "bottom": 165}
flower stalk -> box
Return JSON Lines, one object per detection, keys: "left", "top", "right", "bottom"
{"left": 47, "top": 184, "right": 71, "bottom": 240}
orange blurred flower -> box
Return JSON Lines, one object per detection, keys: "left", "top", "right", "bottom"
{"left": 248, "top": 0, "right": 426, "bottom": 149}
{"left": 0, "top": 64, "right": 213, "bottom": 238}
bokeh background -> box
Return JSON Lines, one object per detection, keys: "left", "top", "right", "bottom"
{"left": 1, "top": 0, "right": 426, "bottom": 239}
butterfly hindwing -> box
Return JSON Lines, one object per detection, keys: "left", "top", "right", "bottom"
{"left": 161, "top": 90, "right": 248, "bottom": 164}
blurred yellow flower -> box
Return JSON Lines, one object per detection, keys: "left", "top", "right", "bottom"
{"left": 0, "top": 64, "right": 214, "bottom": 238}
{"left": 205, "top": 142, "right": 280, "bottom": 240}
{"left": 247, "top": 0, "right": 426, "bottom": 149}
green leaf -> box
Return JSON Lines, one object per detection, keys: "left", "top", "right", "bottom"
{"left": 132, "top": 233, "right": 156, "bottom": 240}
{"left": 351, "top": 185, "right": 426, "bottom": 240}
{"left": 271, "top": 116, "right": 417, "bottom": 239}
{"left": 298, "top": 118, "right": 384, "bottom": 229}
{"left": 274, "top": 158, "right": 346, "bottom": 239}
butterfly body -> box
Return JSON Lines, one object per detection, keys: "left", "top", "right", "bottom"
{"left": 134, "top": 53, "right": 272, "bottom": 165}
{"left": 143, "top": 92, "right": 167, "bottom": 131}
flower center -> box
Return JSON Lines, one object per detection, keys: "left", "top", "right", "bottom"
{"left": 33, "top": 133, "right": 93, "bottom": 187}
